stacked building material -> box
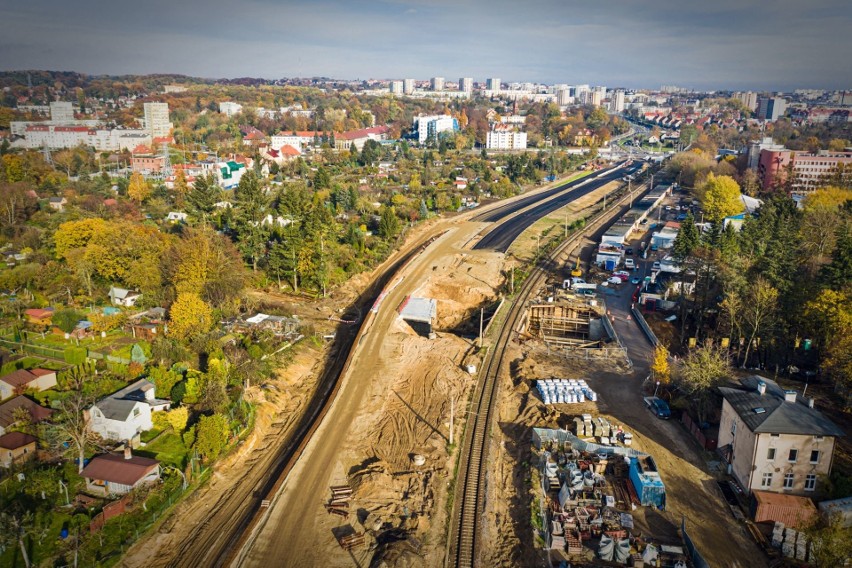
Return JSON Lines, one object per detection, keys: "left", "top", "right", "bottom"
{"left": 536, "top": 379, "right": 598, "bottom": 405}
{"left": 771, "top": 521, "right": 784, "bottom": 548}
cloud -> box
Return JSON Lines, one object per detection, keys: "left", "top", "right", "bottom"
{"left": 0, "top": 0, "right": 849, "bottom": 90}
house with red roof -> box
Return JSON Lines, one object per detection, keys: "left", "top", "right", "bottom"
{"left": 0, "top": 395, "right": 54, "bottom": 435}
{"left": 0, "top": 368, "right": 58, "bottom": 400}
{"left": 0, "top": 432, "right": 38, "bottom": 468}
{"left": 335, "top": 126, "right": 391, "bottom": 151}
{"left": 81, "top": 449, "right": 161, "bottom": 496}
{"left": 262, "top": 144, "right": 301, "bottom": 166}
{"left": 24, "top": 307, "right": 54, "bottom": 327}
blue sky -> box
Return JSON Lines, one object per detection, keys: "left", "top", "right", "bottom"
{"left": 0, "top": 0, "right": 850, "bottom": 90}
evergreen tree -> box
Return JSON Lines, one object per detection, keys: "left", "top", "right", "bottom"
{"left": 821, "top": 224, "right": 852, "bottom": 288}
{"left": 186, "top": 173, "right": 222, "bottom": 219}
{"left": 232, "top": 170, "right": 270, "bottom": 271}
{"left": 672, "top": 212, "right": 700, "bottom": 264}
{"left": 379, "top": 206, "right": 400, "bottom": 239}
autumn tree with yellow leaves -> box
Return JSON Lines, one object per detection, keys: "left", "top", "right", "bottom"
{"left": 167, "top": 292, "right": 213, "bottom": 340}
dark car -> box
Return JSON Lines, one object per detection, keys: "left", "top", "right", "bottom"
{"left": 626, "top": 247, "right": 634, "bottom": 255}
{"left": 644, "top": 396, "right": 672, "bottom": 419}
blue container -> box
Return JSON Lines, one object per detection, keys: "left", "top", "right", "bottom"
{"left": 629, "top": 457, "right": 666, "bottom": 509}
{"left": 60, "top": 528, "right": 69, "bottom": 539}
{"left": 605, "top": 259, "right": 616, "bottom": 271}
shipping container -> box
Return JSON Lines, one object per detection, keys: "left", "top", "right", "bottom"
{"left": 751, "top": 490, "right": 817, "bottom": 529}
{"left": 629, "top": 456, "right": 666, "bottom": 509}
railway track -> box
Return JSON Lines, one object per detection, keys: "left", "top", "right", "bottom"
{"left": 446, "top": 174, "right": 655, "bottom": 567}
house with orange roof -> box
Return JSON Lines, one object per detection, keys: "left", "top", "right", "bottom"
{"left": 0, "top": 368, "right": 58, "bottom": 400}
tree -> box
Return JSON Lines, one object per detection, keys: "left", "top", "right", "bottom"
{"left": 741, "top": 277, "right": 778, "bottom": 368}
{"left": 676, "top": 343, "right": 731, "bottom": 423}
{"left": 164, "top": 406, "right": 189, "bottom": 433}
{"left": 232, "top": 170, "right": 270, "bottom": 271}
{"left": 127, "top": 171, "right": 152, "bottom": 202}
{"left": 651, "top": 345, "right": 670, "bottom": 385}
{"left": 168, "top": 292, "right": 213, "bottom": 340}
{"left": 702, "top": 173, "right": 743, "bottom": 223}
{"left": 821, "top": 224, "right": 852, "bottom": 288}
{"left": 186, "top": 173, "right": 222, "bottom": 219}
{"left": 53, "top": 217, "right": 108, "bottom": 259}
{"left": 0, "top": 508, "right": 43, "bottom": 568}
{"left": 52, "top": 309, "right": 82, "bottom": 334}
{"left": 173, "top": 168, "right": 190, "bottom": 201}
{"left": 671, "top": 212, "right": 700, "bottom": 264}
{"left": 194, "top": 413, "right": 229, "bottom": 461}
{"left": 46, "top": 390, "right": 97, "bottom": 473}
{"left": 803, "top": 513, "right": 852, "bottom": 568}
{"left": 379, "top": 206, "right": 400, "bottom": 239}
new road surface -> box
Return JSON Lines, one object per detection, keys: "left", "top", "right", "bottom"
{"left": 473, "top": 161, "right": 644, "bottom": 252}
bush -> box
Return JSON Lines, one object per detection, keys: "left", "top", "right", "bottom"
{"left": 63, "top": 346, "right": 87, "bottom": 365}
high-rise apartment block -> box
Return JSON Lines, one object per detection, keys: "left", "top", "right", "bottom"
{"left": 403, "top": 79, "right": 415, "bottom": 95}
{"left": 431, "top": 77, "right": 444, "bottom": 91}
{"left": 390, "top": 81, "right": 403, "bottom": 95}
{"left": 487, "top": 77, "right": 501, "bottom": 92}
{"left": 49, "top": 101, "right": 75, "bottom": 122}
{"left": 757, "top": 97, "right": 787, "bottom": 121}
{"left": 143, "top": 102, "right": 173, "bottom": 138}
{"left": 459, "top": 77, "right": 473, "bottom": 93}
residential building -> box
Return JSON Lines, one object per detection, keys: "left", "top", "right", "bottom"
{"left": 0, "top": 369, "right": 57, "bottom": 400}
{"left": 49, "top": 101, "right": 75, "bottom": 122}
{"left": 215, "top": 160, "right": 247, "bottom": 189}
{"left": 611, "top": 90, "right": 626, "bottom": 113}
{"left": 734, "top": 91, "right": 759, "bottom": 112}
{"left": 0, "top": 396, "right": 54, "bottom": 436}
{"left": 130, "top": 145, "right": 165, "bottom": 174}
{"left": 747, "top": 137, "right": 786, "bottom": 170}
{"left": 486, "top": 125, "right": 527, "bottom": 150}
{"left": 431, "top": 77, "right": 444, "bottom": 91}
{"left": 81, "top": 449, "right": 160, "bottom": 496}
{"left": 143, "top": 102, "right": 172, "bottom": 138}
{"left": 21, "top": 124, "right": 150, "bottom": 151}
{"left": 557, "top": 88, "right": 571, "bottom": 106}
{"left": 718, "top": 376, "right": 844, "bottom": 497}
{"left": 334, "top": 125, "right": 391, "bottom": 151}
{"left": 757, "top": 97, "right": 787, "bottom": 121}
{"left": 413, "top": 115, "right": 459, "bottom": 144}
{"left": 89, "top": 379, "right": 170, "bottom": 444}
{"left": 219, "top": 102, "right": 244, "bottom": 117}
{"left": 487, "top": 77, "right": 501, "bottom": 92}
{"left": 48, "top": 196, "right": 67, "bottom": 211}
{"left": 459, "top": 77, "right": 473, "bottom": 93}
{"left": 403, "top": 79, "right": 415, "bottom": 95}
{"left": 389, "top": 81, "right": 403, "bottom": 95}
{"left": 163, "top": 85, "right": 188, "bottom": 94}
{"left": 24, "top": 307, "right": 54, "bottom": 327}
{"left": 0, "top": 432, "right": 38, "bottom": 468}
{"left": 757, "top": 148, "right": 852, "bottom": 192}
{"left": 270, "top": 130, "right": 327, "bottom": 150}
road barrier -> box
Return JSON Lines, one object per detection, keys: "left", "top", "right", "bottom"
{"left": 631, "top": 306, "right": 659, "bottom": 347}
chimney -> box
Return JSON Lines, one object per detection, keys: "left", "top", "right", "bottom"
{"left": 808, "top": 398, "right": 815, "bottom": 409}
{"left": 757, "top": 381, "right": 766, "bottom": 395}
{"left": 784, "top": 390, "right": 797, "bottom": 403}
{"left": 124, "top": 445, "right": 132, "bottom": 460}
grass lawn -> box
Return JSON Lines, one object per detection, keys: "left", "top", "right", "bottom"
{"left": 140, "top": 430, "right": 189, "bottom": 469}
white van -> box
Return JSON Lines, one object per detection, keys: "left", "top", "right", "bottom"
{"left": 625, "top": 258, "right": 635, "bottom": 269}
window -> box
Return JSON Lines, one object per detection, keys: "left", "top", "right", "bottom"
{"left": 761, "top": 472, "right": 773, "bottom": 488}
{"left": 767, "top": 448, "right": 776, "bottom": 460}
{"left": 730, "top": 420, "right": 737, "bottom": 436}
{"left": 805, "top": 474, "right": 817, "bottom": 491}
{"left": 788, "top": 449, "right": 798, "bottom": 462}
{"left": 783, "top": 473, "right": 794, "bottom": 489}
{"left": 133, "top": 408, "right": 140, "bottom": 417}
{"left": 810, "top": 450, "right": 820, "bottom": 464}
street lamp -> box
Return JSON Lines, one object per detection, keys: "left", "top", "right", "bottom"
{"left": 653, "top": 380, "right": 660, "bottom": 398}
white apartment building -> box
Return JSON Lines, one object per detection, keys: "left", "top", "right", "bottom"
{"left": 413, "top": 115, "right": 458, "bottom": 144}
{"left": 734, "top": 91, "right": 759, "bottom": 112}
{"left": 718, "top": 377, "right": 844, "bottom": 497}
{"left": 219, "top": 101, "right": 244, "bottom": 117}
{"left": 459, "top": 77, "right": 473, "bottom": 93}
{"left": 403, "top": 79, "right": 415, "bottom": 95}
{"left": 22, "top": 125, "right": 151, "bottom": 151}
{"left": 487, "top": 77, "right": 501, "bottom": 92}
{"left": 431, "top": 77, "right": 444, "bottom": 91}
{"left": 143, "top": 102, "right": 173, "bottom": 138}
{"left": 390, "top": 81, "right": 403, "bottom": 95}
{"left": 611, "top": 90, "right": 626, "bottom": 113}
{"left": 557, "top": 89, "right": 571, "bottom": 106}
{"left": 486, "top": 128, "right": 527, "bottom": 150}
{"left": 50, "top": 101, "right": 75, "bottom": 122}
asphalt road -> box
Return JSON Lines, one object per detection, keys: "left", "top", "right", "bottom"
{"left": 473, "top": 162, "right": 644, "bottom": 252}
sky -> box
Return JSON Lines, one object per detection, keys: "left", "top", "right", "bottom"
{"left": 0, "top": 0, "right": 850, "bottom": 91}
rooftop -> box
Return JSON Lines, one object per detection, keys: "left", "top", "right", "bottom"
{"left": 719, "top": 376, "right": 845, "bottom": 437}
{"left": 0, "top": 431, "right": 37, "bottom": 450}
{"left": 0, "top": 396, "right": 54, "bottom": 428}
{"left": 80, "top": 453, "right": 159, "bottom": 485}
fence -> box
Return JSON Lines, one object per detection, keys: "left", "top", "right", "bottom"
{"left": 631, "top": 307, "right": 659, "bottom": 347}
{"left": 601, "top": 308, "right": 633, "bottom": 369}
{"left": 0, "top": 338, "right": 65, "bottom": 360}
{"left": 681, "top": 516, "right": 711, "bottom": 568}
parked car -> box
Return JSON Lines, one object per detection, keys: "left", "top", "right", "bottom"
{"left": 626, "top": 247, "right": 634, "bottom": 255}
{"left": 607, "top": 276, "right": 623, "bottom": 285}
{"left": 631, "top": 276, "right": 641, "bottom": 285}
{"left": 652, "top": 261, "right": 661, "bottom": 271}
{"left": 644, "top": 396, "right": 672, "bottom": 419}
{"left": 625, "top": 258, "right": 635, "bottom": 269}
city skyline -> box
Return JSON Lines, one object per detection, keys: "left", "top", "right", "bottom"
{"left": 0, "top": 0, "right": 850, "bottom": 91}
